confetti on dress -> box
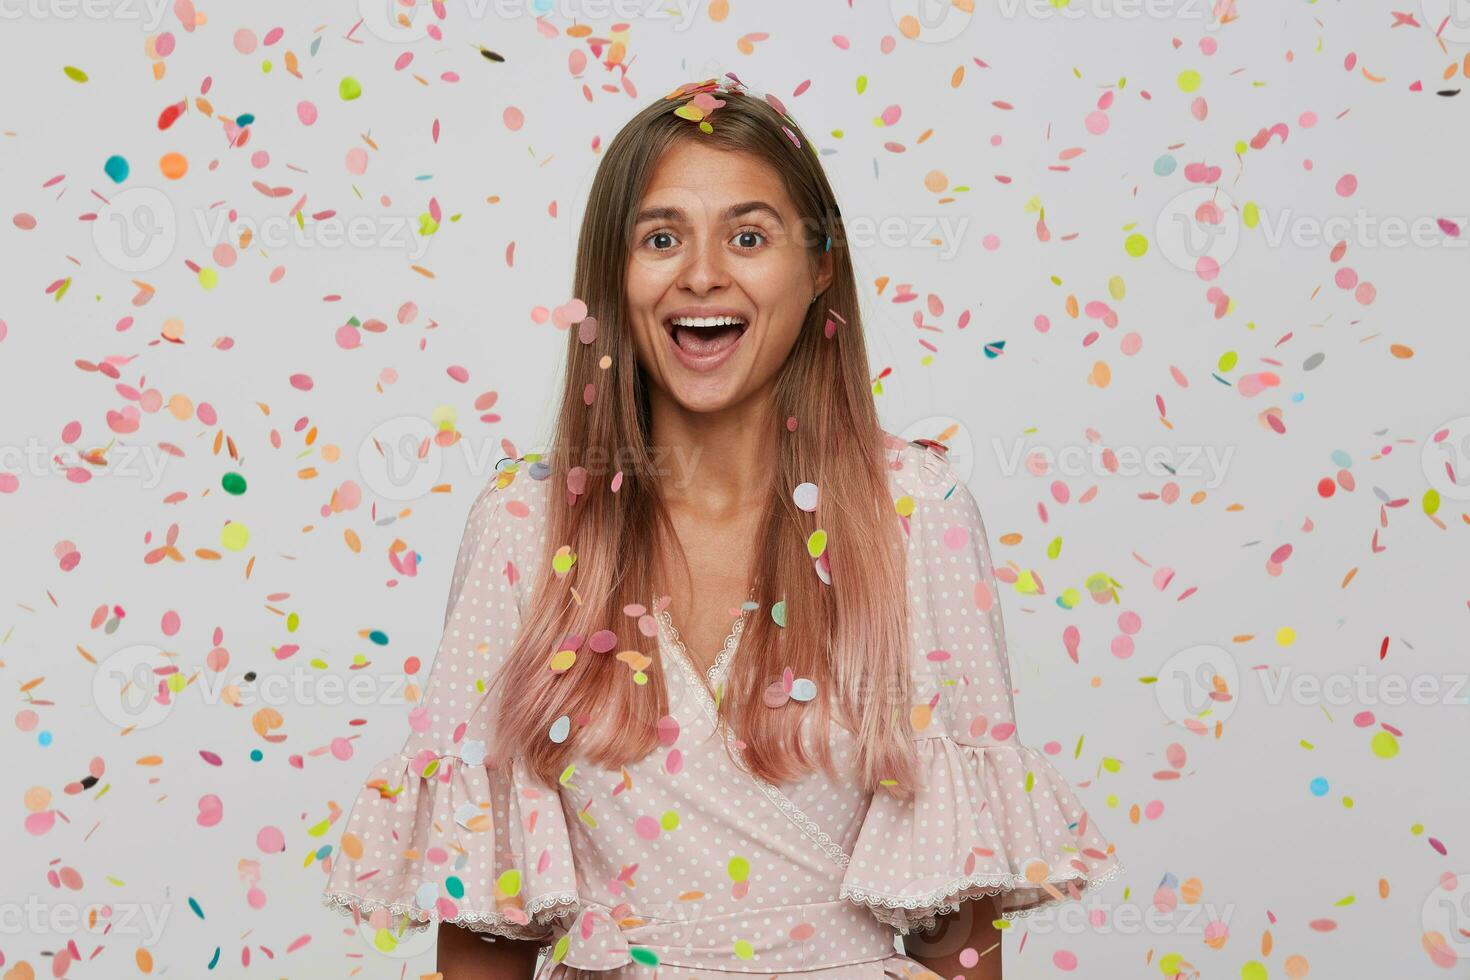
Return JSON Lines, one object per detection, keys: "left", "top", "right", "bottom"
{"left": 320, "top": 439, "right": 1122, "bottom": 974}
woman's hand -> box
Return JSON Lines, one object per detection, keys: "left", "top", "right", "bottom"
{"left": 903, "top": 896, "right": 1003, "bottom": 980}
{"left": 437, "top": 921, "right": 541, "bottom": 978}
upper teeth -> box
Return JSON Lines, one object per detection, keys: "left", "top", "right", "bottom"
{"left": 669, "top": 316, "right": 745, "bottom": 328}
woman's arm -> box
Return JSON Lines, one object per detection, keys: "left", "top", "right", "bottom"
{"left": 437, "top": 921, "right": 541, "bottom": 978}
{"left": 904, "top": 896, "right": 1003, "bottom": 980}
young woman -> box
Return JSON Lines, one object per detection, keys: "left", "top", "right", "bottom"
{"left": 322, "top": 76, "right": 1121, "bottom": 979}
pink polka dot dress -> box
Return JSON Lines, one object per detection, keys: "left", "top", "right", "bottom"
{"left": 322, "top": 435, "right": 1123, "bottom": 976}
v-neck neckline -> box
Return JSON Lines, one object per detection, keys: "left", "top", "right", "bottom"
{"left": 650, "top": 591, "right": 857, "bottom": 872}
{"left": 655, "top": 592, "right": 754, "bottom": 693}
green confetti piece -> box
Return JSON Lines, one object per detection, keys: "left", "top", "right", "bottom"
{"left": 64, "top": 65, "right": 88, "bottom": 82}
{"left": 728, "top": 855, "right": 749, "bottom": 882}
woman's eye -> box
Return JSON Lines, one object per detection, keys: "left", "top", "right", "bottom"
{"left": 732, "top": 229, "right": 765, "bottom": 249}
{"left": 645, "top": 231, "right": 678, "bottom": 250}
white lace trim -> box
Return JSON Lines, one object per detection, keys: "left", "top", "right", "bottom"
{"left": 655, "top": 601, "right": 747, "bottom": 691}
{"left": 321, "top": 888, "right": 580, "bottom": 943}
{"left": 655, "top": 601, "right": 854, "bottom": 871}
{"left": 840, "top": 861, "right": 1126, "bottom": 935}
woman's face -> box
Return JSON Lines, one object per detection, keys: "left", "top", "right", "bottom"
{"left": 625, "top": 139, "right": 833, "bottom": 415}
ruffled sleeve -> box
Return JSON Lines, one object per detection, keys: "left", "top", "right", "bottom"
{"left": 321, "top": 464, "right": 578, "bottom": 943}
{"left": 840, "top": 440, "right": 1123, "bottom": 934}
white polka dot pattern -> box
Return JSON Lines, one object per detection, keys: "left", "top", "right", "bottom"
{"left": 838, "top": 440, "right": 1123, "bottom": 933}
{"left": 321, "top": 468, "right": 580, "bottom": 944}
{"left": 321, "top": 438, "right": 1123, "bottom": 976}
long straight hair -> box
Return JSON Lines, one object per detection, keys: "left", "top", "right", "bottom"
{"left": 487, "top": 80, "right": 918, "bottom": 800}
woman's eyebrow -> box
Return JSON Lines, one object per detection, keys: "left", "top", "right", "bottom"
{"left": 633, "top": 201, "right": 786, "bottom": 226}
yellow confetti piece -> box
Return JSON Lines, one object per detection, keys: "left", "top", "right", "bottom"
{"left": 727, "top": 855, "right": 749, "bottom": 882}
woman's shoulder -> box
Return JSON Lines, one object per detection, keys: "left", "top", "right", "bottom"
{"left": 466, "top": 448, "right": 555, "bottom": 537}
{"left": 882, "top": 429, "right": 958, "bottom": 502}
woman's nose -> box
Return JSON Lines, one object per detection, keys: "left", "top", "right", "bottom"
{"left": 675, "top": 233, "right": 730, "bottom": 294}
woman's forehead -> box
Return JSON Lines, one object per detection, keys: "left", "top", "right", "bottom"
{"left": 638, "top": 144, "right": 798, "bottom": 218}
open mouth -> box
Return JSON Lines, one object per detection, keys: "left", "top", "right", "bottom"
{"left": 663, "top": 314, "right": 748, "bottom": 356}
